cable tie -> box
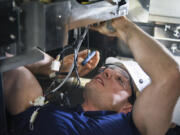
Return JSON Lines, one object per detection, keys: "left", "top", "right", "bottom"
{"left": 29, "top": 96, "right": 45, "bottom": 106}
{"left": 29, "top": 108, "right": 39, "bottom": 131}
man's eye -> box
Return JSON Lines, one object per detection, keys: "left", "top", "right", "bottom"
{"left": 98, "top": 69, "right": 104, "bottom": 73}
{"left": 98, "top": 67, "right": 106, "bottom": 73}
{"left": 117, "top": 77, "right": 123, "bottom": 83}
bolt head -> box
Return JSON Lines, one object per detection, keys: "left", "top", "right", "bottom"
{"left": 139, "top": 79, "right": 143, "bottom": 84}
{"left": 10, "top": 34, "right": 16, "bottom": 40}
{"left": 9, "top": 16, "right": 16, "bottom": 22}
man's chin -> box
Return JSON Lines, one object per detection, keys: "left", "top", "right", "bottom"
{"left": 85, "top": 81, "right": 92, "bottom": 88}
{"left": 85, "top": 85, "right": 91, "bottom": 91}
{"left": 85, "top": 83, "right": 96, "bottom": 93}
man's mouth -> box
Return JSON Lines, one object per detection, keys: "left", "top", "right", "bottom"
{"left": 95, "top": 77, "right": 104, "bottom": 86}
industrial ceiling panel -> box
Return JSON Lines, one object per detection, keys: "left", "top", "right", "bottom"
{"left": 149, "top": 0, "right": 180, "bottom": 23}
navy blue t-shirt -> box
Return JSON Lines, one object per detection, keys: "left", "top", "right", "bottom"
{"left": 11, "top": 103, "right": 140, "bottom": 135}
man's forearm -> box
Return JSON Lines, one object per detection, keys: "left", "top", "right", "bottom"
{"left": 111, "top": 17, "right": 180, "bottom": 135}
{"left": 93, "top": 16, "right": 180, "bottom": 135}
{"left": 114, "top": 18, "right": 179, "bottom": 82}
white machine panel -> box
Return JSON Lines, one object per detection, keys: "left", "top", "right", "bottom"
{"left": 149, "top": 0, "right": 180, "bottom": 24}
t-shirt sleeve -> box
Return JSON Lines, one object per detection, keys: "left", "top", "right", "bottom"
{"left": 32, "top": 110, "right": 70, "bottom": 135}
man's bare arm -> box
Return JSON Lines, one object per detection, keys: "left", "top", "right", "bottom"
{"left": 3, "top": 50, "right": 100, "bottom": 115}
{"left": 3, "top": 67, "right": 43, "bottom": 115}
{"left": 93, "top": 17, "right": 180, "bottom": 135}
{"left": 114, "top": 17, "right": 180, "bottom": 135}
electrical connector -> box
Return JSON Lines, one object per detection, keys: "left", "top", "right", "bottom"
{"left": 51, "top": 60, "right": 61, "bottom": 72}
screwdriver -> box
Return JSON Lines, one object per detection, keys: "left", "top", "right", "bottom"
{"left": 81, "top": 51, "right": 96, "bottom": 66}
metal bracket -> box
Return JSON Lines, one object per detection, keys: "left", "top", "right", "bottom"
{"left": 0, "top": 48, "right": 44, "bottom": 72}
{"left": 69, "top": 0, "right": 128, "bottom": 29}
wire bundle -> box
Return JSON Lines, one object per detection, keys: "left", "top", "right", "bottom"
{"left": 45, "top": 27, "right": 89, "bottom": 97}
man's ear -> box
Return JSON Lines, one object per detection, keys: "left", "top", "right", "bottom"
{"left": 118, "top": 102, "right": 132, "bottom": 114}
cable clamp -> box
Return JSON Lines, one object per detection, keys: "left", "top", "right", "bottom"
{"left": 29, "top": 96, "right": 48, "bottom": 106}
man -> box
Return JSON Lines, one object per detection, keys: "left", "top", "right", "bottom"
{"left": 3, "top": 17, "right": 180, "bottom": 135}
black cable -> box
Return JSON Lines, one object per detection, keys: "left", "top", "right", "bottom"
{"left": 87, "top": 26, "right": 90, "bottom": 54}
{"left": 73, "top": 42, "right": 81, "bottom": 88}
{"left": 45, "top": 27, "right": 89, "bottom": 97}
{"left": 84, "top": 27, "right": 90, "bottom": 61}
{"left": 59, "top": 44, "right": 73, "bottom": 56}
{"left": 74, "top": 63, "right": 81, "bottom": 88}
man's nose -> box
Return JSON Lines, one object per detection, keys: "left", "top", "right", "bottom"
{"left": 103, "top": 68, "right": 113, "bottom": 79}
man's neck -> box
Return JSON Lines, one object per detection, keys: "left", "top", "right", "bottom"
{"left": 81, "top": 101, "right": 100, "bottom": 112}
{"left": 81, "top": 100, "right": 132, "bottom": 113}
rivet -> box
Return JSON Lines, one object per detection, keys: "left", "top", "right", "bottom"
{"left": 139, "top": 79, "right": 143, "bottom": 84}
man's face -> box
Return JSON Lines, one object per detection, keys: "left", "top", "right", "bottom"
{"left": 84, "top": 65, "right": 132, "bottom": 112}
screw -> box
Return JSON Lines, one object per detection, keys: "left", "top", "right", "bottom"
{"left": 10, "top": 34, "right": 16, "bottom": 40}
{"left": 139, "top": 79, "right": 143, "bottom": 84}
{"left": 57, "top": 15, "right": 62, "bottom": 19}
{"left": 9, "top": 16, "right": 16, "bottom": 22}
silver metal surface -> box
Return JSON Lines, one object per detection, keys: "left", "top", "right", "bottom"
{"left": 149, "top": 0, "right": 180, "bottom": 24}
{"left": 20, "top": 1, "right": 71, "bottom": 52}
{"left": 19, "top": 0, "right": 128, "bottom": 52}
{"left": 69, "top": 0, "right": 129, "bottom": 29}
{"left": 0, "top": 48, "right": 44, "bottom": 72}
{"left": 127, "top": 0, "right": 149, "bottom": 22}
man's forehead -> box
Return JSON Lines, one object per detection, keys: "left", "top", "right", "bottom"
{"left": 102, "top": 64, "right": 130, "bottom": 79}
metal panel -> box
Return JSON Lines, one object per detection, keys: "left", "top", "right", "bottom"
{"left": 20, "top": 1, "right": 71, "bottom": 52}
{"left": 45, "top": 2, "right": 70, "bottom": 51}
{"left": 0, "top": 48, "right": 44, "bottom": 72}
{"left": 127, "top": 0, "right": 149, "bottom": 23}
{"left": 0, "top": 4, "right": 18, "bottom": 47}
{"left": 20, "top": 0, "right": 129, "bottom": 51}
{"left": 69, "top": 0, "right": 129, "bottom": 29}
{"left": 149, "top": 0, "right": 180, "bottom": 24}
{"left": 150, "top": 0, "right": 180, "bottom": 18}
